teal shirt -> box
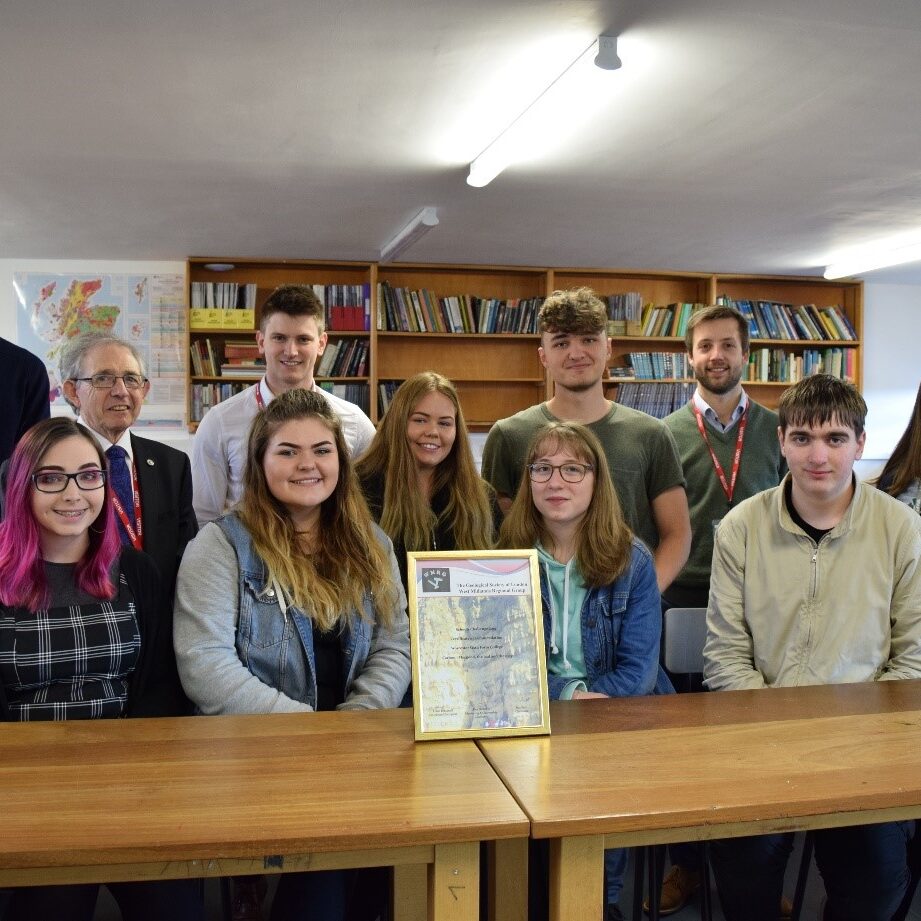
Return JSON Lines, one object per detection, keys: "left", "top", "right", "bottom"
{"left": 536, "top": 545, "right": 589, "bottom": 700}
{"left": 663, "top": 399, "right": 785, "bottom": 588}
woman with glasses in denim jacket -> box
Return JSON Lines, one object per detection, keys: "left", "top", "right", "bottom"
{"left": 0, "top": 417, "right": 202, "bottom": 921}
{"left": 498, "top": 420, "right": 668, "bottom": 921}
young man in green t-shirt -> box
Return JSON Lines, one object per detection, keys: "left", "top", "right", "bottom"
{"left": 482, "top": 287, "right": 691, "bottom": 595}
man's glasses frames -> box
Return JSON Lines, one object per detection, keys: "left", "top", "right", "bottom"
{"left": 73, "top": 373, "right": 148, "bottom": 390}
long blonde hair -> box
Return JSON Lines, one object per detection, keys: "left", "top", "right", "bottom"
{"left": 356, "top": 371, "right": 495, "bottom": 551}
{"left": 238, "top": 388, "right": 397, "bottom": 630}
{"left": 498, "top": 422, "right": 633, "bottom": 587}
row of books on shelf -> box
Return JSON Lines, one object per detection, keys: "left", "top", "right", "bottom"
{"left": 318, "top": 381, "right": 369, "bottom": 415}
{"left": 377, "top": 380, "right": 401, "bottom": 415}
{"left": 190, "top": 338, "right": 264, "bottom": 378}
{"left": 612, "top": 352, "right": 692, "bottom": 381}
{"left": 190, "top": 282, "right": 370, "bottom": 331}
{"left": 190, "top": 382, "right": 251, "bottom": 423}
{"left": 638, "top": 302, "right": 708, "bottom": 338}
{"left": 615, "top": 382, "right": 695, "bottom": 419}
{"left": 191, "top": 380, "right": 370, "bottom": 422}
{"left": 377, "top": 282, "right": 544, "bottom": 334}
{"left": 191, "top": 282, "right": 258, "bottom": 309}
{"left": 746, "top": 347, "right": 856, "bottom": 383}
{"left": 604, "top": 292, "right": 644, "bottom": 332}
{"left": 315, "top": 338, "right": 369, "bottom": 378}
{"left": 717, "top": 296, "right": 857, "bottom": 342}
{"left": 311, "top": 283, "right": 371, "bottom": 331}
{"left": 190, "top": 283, "right": 257, "bottom": 329}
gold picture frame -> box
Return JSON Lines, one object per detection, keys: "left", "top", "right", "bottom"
{"left": 407, "top": 549, "right": 551, "bottom": 741}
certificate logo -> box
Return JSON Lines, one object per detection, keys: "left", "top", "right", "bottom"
{"left": 422, "top": 567, "right": 451, "bottom": 593}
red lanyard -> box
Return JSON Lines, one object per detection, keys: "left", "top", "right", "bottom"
{"left": 692, "top": 402, "right": 748, "bottom": 505}
{"left": 254, "top": 384, "right": 266, "bottom": 410}
{"left": 111, "top": 460, "right": 143, "bottom": 550}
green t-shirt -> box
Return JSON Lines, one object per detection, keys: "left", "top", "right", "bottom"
{"left": 663, "top": 399, "right": 785, "bottom": 588}
{"left": 482, "top": 401, "right": 685, "bottom": 551}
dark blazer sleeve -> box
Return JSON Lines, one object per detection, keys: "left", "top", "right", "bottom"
{"left": 131, "top": 434, "right": 198, "bottom": 595}
{"left": 121, "top": 548, "right": 188, "bottom": 717}
{"left": 130, "top": 435, "right": 198, "bottom": 715}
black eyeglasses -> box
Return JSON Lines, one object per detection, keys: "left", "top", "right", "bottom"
{"left": 527, "top": 462, "right": 594, "bottom": 483}
{"left": 72, "top": 373, "right": 148, "bottom": 390}
{"left": 32, "top": 470, "right": 107, "bottom": 493}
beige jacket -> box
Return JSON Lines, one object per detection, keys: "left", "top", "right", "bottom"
{"left": 704, "top": 475, "right": 921, "bottom": 691}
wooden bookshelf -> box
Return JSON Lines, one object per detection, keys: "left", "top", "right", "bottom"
{"left": 552, "top": 269, "right": 863, "bottom": 413}
{"left": 187, "top": 259, "right": 374, "bottom": 427}
{"left": 184, "top": 260, "right": 863, "bottom": 429}
{"left": 374, "top": 264, "right": 548, "bottom": 430}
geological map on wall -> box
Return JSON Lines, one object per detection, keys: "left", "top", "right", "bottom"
{"left": 14, "top": 272, "right": 186, "bottom": 428}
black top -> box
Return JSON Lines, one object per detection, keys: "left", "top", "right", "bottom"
{"left": 0, "top": 548, "right": 186, "bottom": 721}
{"left": 313, "top": 626, "right": 345, "bottom": 711}
{"left": 784, "top": 478, "right": 832, "bottom": 545}
{"left": 359, "top": 470, "right": 502, "bottom": 590}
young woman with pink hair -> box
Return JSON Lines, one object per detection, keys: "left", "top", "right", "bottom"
{"left": 0, "top": 416, "right": 202, "bottom": 921}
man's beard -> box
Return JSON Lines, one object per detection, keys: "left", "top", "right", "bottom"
{"left": 694, "top": 364, "right": 743, "bottom": 395}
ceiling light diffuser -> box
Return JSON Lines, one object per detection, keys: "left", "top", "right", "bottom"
{"left": 467, "top": 34, "right": 622, "bottom": 188}
{"left": 380, "top": 207, "right": 439, "bottom": 263}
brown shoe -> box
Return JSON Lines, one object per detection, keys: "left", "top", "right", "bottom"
{"left": 779, "top": 894, "right": 793, "bottom": 918}
{"left": 231, "top": 875, "right": 267, "bottom": 921}
{"left": 643, "top": 865, "right": 701, "bottom": 916}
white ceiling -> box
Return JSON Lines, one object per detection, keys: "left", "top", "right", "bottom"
{"left": 3, "top": 0, "right": 921, "bottom": 284}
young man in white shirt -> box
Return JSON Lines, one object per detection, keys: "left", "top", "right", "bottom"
{"left": 192, "top": 285, "right": 375, "bottom": 524}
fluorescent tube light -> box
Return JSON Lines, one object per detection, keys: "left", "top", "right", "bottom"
{"left": 380, "top": 207, "right": 439, "bottom": 263}
{"left": 467, "top": 34, "right": 622, "bottom": 188}
{"left": 824, "top": 240, "right": 921, "bottom": 279}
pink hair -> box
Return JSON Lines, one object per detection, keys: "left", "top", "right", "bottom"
{"left": 0, "top": 418, "right": 120, "bottom": 612}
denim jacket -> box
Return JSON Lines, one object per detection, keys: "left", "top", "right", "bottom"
{"left": 174, "top": 515, "right": 410, "bottom": 714}
{"left": 539, "top": 538, "right": 672, "bottom": 700}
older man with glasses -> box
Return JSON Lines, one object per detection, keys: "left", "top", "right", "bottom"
{"left": 60, "top": 332, "right": 197, "bottom": 712}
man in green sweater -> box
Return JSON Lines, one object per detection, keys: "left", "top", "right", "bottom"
{"left": 655, "top": 304, "right": 786, "bottom": 916}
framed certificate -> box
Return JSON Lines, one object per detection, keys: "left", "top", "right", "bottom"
{"left": 407, "top": 550, "right": 551, "bottom": 741}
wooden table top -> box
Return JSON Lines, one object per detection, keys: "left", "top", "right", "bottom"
{"left": 0, "top": 707, "right": 529, "bottom": 871}
{"left": 478, "top": 680, "right": 921, "bottom": 844}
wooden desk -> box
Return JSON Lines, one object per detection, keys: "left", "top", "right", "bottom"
{"left": 0, "top": 707, "right": 529, "bottom": 921}
{"left": 478, "top": 680, "right": 921, "bottom": 921}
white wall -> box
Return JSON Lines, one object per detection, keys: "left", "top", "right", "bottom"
{"left": 860, "top": 281, "right": 921, "bottom": 464}
{"left": 2, "top": 263, "right": 918, "bottom": 465}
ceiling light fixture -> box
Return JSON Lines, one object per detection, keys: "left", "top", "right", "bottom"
{"left": 380, "top": 207, "right": 439, "bottom": 263}
{"left": 467, "top": 34, "right": 622, "bottom": 189}
{"left": 824, "top": 239, "right": 921, "bottom": 279}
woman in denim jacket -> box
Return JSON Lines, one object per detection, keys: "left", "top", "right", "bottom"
{"left": 499, "top": 420, "right": 666, "bottom": 921}
{"left": 174, "top": 388, "right": 410, "bottom": 921}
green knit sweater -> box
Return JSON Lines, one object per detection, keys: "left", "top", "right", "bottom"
{"left": 664, "top": 399, "right": 785, "bottom": 588}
